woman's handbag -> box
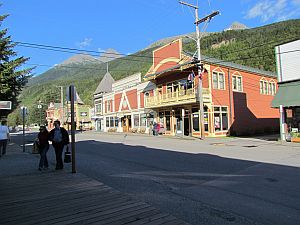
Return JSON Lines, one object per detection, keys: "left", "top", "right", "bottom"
{"left": 64, "top": 145, "right": 71, "bottom": 163}
{"left": 32, "top": 140, "right": 40, "bottom": 154}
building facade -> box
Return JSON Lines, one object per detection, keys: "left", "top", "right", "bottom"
{"left": 272, "top": 39, "right": 300, "bottom": 141}
{"left": 143, "top": 39, "right": 279, "bottom": 137}
{"left": 92, "top": 69, "right": 115, "bottom": 131}
{"left": 102, "top": 73, "right": 155, "bottom": 133}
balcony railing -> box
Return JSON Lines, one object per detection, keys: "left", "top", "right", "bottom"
{"left": 145, "top": 88, "right": 211, "bottom": 108}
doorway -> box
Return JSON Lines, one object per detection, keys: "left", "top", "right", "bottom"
{"left": 184, "top": 116, "right": 190, "bottom": 136}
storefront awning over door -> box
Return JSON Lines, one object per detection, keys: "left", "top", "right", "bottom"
{"left": 272, "top": 81, "right": 300, "bottom": 108}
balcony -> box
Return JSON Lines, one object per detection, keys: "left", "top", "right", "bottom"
{"left": 145, "top": 88, "right": 211, "bottom": 108}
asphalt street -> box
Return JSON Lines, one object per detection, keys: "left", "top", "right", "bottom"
{"left": 10, "top": 131, "right": 300, "bottom": 225}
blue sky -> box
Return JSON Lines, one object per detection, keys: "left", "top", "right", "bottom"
{"left": 1, "top": 0, "right": 300, "bottom": 75}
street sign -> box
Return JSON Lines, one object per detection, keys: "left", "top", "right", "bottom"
{"left": 0, "top": 101, "right": 12, "bottom": 110}
{"left": 20, "top": 106, "right": 28, "bottom": 117}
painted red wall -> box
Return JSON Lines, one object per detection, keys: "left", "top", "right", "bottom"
{"left": 153, "top": 40, "right": 181, "bottom": 73}
{"left": 114, "top": 93, "right": 122, "bottom": 112}
{"left": 127, "top": 89, "right": 138, "bottom": 110}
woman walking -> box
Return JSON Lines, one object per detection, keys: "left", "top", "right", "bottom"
{"left": 37, "top": 125, "right": 49, "bottom": 171}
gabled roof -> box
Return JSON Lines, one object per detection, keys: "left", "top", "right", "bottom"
{"left": 94, "top": 71, "right": 115, "bottom": 94}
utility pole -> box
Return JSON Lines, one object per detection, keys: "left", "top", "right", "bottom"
{"left": 56, "top": 86, "right": 64, "bottom": 125}
{"left": 179, "top": 1, "right": 219, "bottom": 139}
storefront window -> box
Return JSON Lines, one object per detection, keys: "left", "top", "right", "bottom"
{"left": 214, "top": 106, "right": 228, "bottom": 131}
{"left": 165, "top": 111, "right": 171, "bottom": 131}
{"left": 159, "top": 111, "right": 164, "bottom": 125}
{"left": 106, "top": 117, "right": 109, "bottom": 127}
{"left": 134, "top": 114, "right": 139, "bottom": 127}
{"left": 140, "top": 114, "right": 147, "bottom": 127}
{"left": 204, "top": 106, "right": 209, "bottom": 132}
{"left": 115, "top": 117, "right": 119, "bottom": 127}
{"left": 110, "top": 117, "right": 114, "bottom": 127}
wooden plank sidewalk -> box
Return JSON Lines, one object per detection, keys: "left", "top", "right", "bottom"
{"left": 0, "top": 172, "right": 189, "bottom": 225}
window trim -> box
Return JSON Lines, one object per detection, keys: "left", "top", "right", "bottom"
{"left": 212, "top": 70, "right": 226, "bottom": 90}
{"left": 232, "top": 75, "right": 243, "bottom": 92}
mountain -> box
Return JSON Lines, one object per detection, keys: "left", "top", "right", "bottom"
{"left": 13, "top": 19, "right": 300, "bottom": 125}
{"left": 224, "top": 22, "right": 249, "bottom": 31}
{"left": 59, "top": 53, "right": 98, "bottom": 66}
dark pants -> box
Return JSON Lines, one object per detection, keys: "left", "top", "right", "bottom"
{"left": 0, "top": 139, "right": 8, "bottom": 156}
{"left": 38, "top": 145, "right": 49, "bottom": 169}
{"left": 53, "top": 143, "right": 64, "bottom": 169}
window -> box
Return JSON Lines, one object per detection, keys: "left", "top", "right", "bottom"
{"left": 264, "top": 81, "right": 268, "bottom": 95}
{"left": 213, "top": 106, "right": 228, "bottom": 131}
{"left": 165, "top": 111, "right": 171, "bottom": 131}
{"left": 260, "top": 81, "right": 264, "bottom": 94}
{"left": 192, "top": 108, "right": 199, "bottom": 132}
{"left": 107, "top": 100, "right": 111, "bottom": 112}
{"left": 260, "top": 79, "right": 276, "bottom": 95}
{"left": 140, "top": 113, "right": 147, "bottom": 127}
{"left": 232, "top": 75, "right": 243, "bottom": 92}
{"left": 110, "top": 117, "right": 114, "bottom": 127}
{"left": 134, "top": 114, "right": 139, "bottom": 127}
{"left": 212, "top": 71, "right": 225, "bottom": 90}
{"left": 95, "top": 104, "right": 101, "bottom": 114}
{"left": 106, "top": 117, "right": 109, "bottom": 127}
{"left": 115, "top": 117, "right": 119, "bottom": 127}
{"left": 269, "top": 82, "right": 276, "bottom": 95}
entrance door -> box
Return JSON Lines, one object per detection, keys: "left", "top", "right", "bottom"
{"left": 122, "top": 117, "right": 128, "bottom": 132}
{"left": 184, "top": 116, "right": 190, "bottom": 136}
{"left": 96, "top": 120, "right": 101, "bottom": 131}
{"left": 175, "top": 117, "right": 183, "bottom": 135}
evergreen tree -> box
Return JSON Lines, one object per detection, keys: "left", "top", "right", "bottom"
{"left": 0, "top": 11, "right": 33, "bottom": 119}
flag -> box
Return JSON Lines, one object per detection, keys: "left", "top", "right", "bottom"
{"left": 187, "top": 70, "right": 195, "bottom": 81}
{"left": 198, "top": 68, "right": 207, "bottom": 80}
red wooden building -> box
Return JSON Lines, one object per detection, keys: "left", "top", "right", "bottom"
{"left": 144, "top": 39, "right": 279, "bottom": 137}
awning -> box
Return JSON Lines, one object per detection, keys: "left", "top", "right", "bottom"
{"left": 272, "top": 81, "right": 300, "bottom": 108}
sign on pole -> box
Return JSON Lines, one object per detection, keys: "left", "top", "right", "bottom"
{"left": 0, "top": 101, "right": 12, "bottom": 110}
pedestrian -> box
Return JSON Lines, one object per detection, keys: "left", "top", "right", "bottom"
{"left": 36, "top": 125, "right": 49, "bottom": 171}
{"left": 156, "top": 123, "right": 161, "bottom": 136}
{"left": 152, "top": 122, "right": 157, "bottom": 136}
{"left": 49, "top": 120, "right": 69, "bottom": 170}
{"left": 0, "top": 120, "right": 10, "bottom": 157}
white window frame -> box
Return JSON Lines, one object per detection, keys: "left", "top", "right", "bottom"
{"left": 212, "top": 71, "right": 225, "bottom": 90}
{"left": 232, "top": 75, "right": 243, "bottom": 92}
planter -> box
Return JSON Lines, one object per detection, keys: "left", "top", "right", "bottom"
{"left": 291, "top": 137, "right": 300, "bottom": 143}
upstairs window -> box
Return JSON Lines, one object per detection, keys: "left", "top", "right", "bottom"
{"left": 269, "top": 82, "right": 276, "bottom": 95}
{"left": 212, "top": 71, "right": 225, "bottom": 90}
{"left": 260, "top": 79, "right": 276, "bottom": 95}
{"left": 232, "top": 75, "right": 243, "bottom": 92}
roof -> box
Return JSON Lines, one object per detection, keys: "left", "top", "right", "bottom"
{"left": 94, "top": 71, "right": 115, "bottom": 94}
{"left": 272, "top": 80, "right": 300, "bottom": 108}
{"left": 144, "top": 53, "right": 276, "bottom": 81}
{"left": 201, "top": 55, "right": 276, "bottom": 78}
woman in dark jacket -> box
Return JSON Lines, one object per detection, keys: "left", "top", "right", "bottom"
{"left": 37, "top": 126, "right": 49, "bottom": 171}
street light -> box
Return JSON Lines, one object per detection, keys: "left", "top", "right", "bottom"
{"left": 55, "top": 85, "right": 64, "bottom": 124}
{"left": 37, "top": 101, "right": 42, "bottom": 125}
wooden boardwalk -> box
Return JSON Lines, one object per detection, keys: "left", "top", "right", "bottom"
{"left": 0, "top": 172, "right": 188, "bottom": 225}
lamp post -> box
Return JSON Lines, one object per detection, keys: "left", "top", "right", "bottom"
{"left": 55, "top": 86, "right": 64, "bottom": 124}
{"left": 37, "top": 101, "right": 42, "bottom": 125}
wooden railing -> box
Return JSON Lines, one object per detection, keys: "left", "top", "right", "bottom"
{"left": 145, "top": 88, "right": 211, "bottom": 108}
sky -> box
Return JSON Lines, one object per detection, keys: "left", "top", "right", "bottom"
{"left": 1, "top": 0, "right": 300, "bottom": 75}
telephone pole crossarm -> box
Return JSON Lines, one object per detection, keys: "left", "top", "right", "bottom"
{"left": 195, "top": 11, "right": 220, "bottom": 25}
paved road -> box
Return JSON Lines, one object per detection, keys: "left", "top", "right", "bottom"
{"left": 11, "top": 131, "right": 300, "bottom": 225}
